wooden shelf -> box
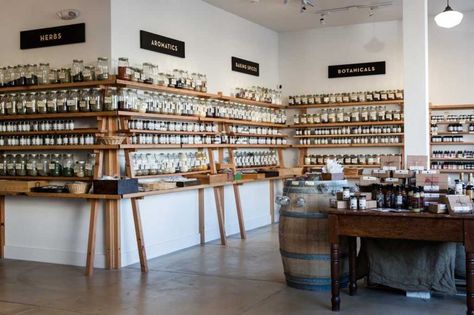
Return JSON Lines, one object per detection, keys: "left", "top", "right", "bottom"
{"left": 0, "top": 176, "right": 93, "bottom": 181}
{"left": 0, "top": 128, "right": 100, "bottom": 136}
{"left": 430, "top": 104, "right": 474, "bottom": 110}
{"left": 0, "top": 111, "right": 116, "bottom": 121}
{"left": 229, "top": 133, "right": 288, "bottom": 138}
{"left": 293, "top": 143, "right": 404, "bottom": 148}
{"left": 303, "top": 164, "right": 381, "bottom": 168}
{"left": 431, "top": 132, "right": 474, "bottom": 136}
{"left": 431, "top": 121, "right": 474, "bottom": 125}
{"left": 117, "top": 111, "right": 200, "bottom": 122}
{"left": 294, "top": 133, "right": 404, "bottom": 138}
{"left": 200, "top": 117, "right": 287, "bottom": 128}
{"left": 289, "top": 100, "right": 403, "bottom": 109}
{"left": 115, "top": 79, "right": 218, "bottom": 99}
{"left": 216, "top": 95, "right": 286, "bottom": 109}
{"left": 228, "top": 144, "right": 290, "bottom": 148}
{"left": 133, "top": 169, "right": 210, "bottom": 179}
{"left": 120, "top": 144, "right": 181, "bottom": 149}
{"left": 125, "top": 129, "right": 217, "bottom": 136}
{"left": 181, "top": 144, "right": 225, "bottom": 148}
{"left": 431, "top": 142, "right": 474, "bottom": 145}
{"left": 0, "top": 76, "right": 116, "bottom": 93}
{"left": 0, "top": 144, "right": 118, "bottom": 151}
{"left": 431, "top": 157, "right": 474, "bottom": 161}
{"left": 25, "top": 192, "right": 121, "bottom": 200}
{"left": 236, "top": 165, "right": 279, "bottom": 171}
{"left": 290, "top": 121, "right": 404, "bottom": 128}
{"left": 437, "top": 169, "right": 474, "bottom": 173}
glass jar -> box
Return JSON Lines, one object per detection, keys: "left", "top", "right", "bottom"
{"left": 360, "top": 107, "right": 369, "bottom": 122}
{"left": 26, "top": 64, "right": 38, "bottom": 86}
{"left": 83, "top": 66, "right": 96, "bottom": 82}
{"left": 104, "top": 87, "right": 118, "bottom": 111}
{"left": 74, "top": 161, "right": 86, "bottom": 177}
{"left": 25, "top": 92, "right": 36, "bottom": 114}
{"left": 36, "top": 92, "right": 48, "bottom": 114}
{"left": 117, "top": 57, "right": 130, "bottom": 80}
{"left": 0, "top": 154, "right": 6, "bottom": 176}
{"left": 49, "top": 154, "right": 62, "bottom": 177}
{"left": 16, "top": 93, "right": 27, "bottom": 114}
{"left": 37, "top": 63, "right": 50, "bottom": 85}
{"left": 46, "top": 91, "right": 58, "bottom": 113}
{"left": 15, "top": 154, "right": 27, "bottom": 176}
{"left": 96, "top": 57, "right": 109, "bottom": 80}
{"left": 26, "top": 154, "right": 38, "bottom": 176}
{"left": 16, "top": 65, "right": 26, "bottom": 86}
{"left": 49, "top": 68, "right": 60, "bottom": 84}
{"left": 6, "top": 94, "right": 17, "bottom": 115}
{"left": 72, "top": 59, "right": 84, "bottom": 82}
{"left": 58, "top": 68, "right": 71, "bottom": 84}
{"left": 67, "top": 89, "right": 79, "bottom": 112}
{"left": 90, "top": 88, "right": 103, "bottom": 112}
{"left": 56, "top": 90, "right": 68, "bottom": 113}
{"left": 79, "top": 89, "right": 90, "bottom": 112}
{"left": 38, "top": 154, "right": 49, "bottom": 176}
{"left": 6, "top": 154, "right": 16, "bottom": 176}
{"left": 85, "top": 153, "right": 96, "bottom": 177}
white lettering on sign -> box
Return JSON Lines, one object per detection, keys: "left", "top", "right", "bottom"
{"left": 150, "top": 40, "right": 178, "bottom": 51}
{"left": 338, "top": 66, "right": 376, "bottom": 74}
{"left": 235, "top": 62, "right": 257, "bottom": 72}
{"left": 39, "top": 33, "right": 62, "bottom": 41}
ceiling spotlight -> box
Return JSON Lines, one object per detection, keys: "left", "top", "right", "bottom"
{"left": 56, "top": 9, "right": 80, "bottom": 20}
{"left": 320, "top": 13, "right": 327, "bottom": 25}
{"left": 435, "top": 0, "right": 463, "bottom": 28}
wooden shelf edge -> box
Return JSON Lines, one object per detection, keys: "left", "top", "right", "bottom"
{"left": 0, "top": 176, "right": 93, "bottom": 181}
{"left": 292, "top": 144, "right": 404, "bottom": 148}
{"left": 430, "top": 104, "right": 474, "bottom": 110}
{"left": 0, "top": 111, "right": 117, "bottom": 121}
{"left": 294, "top": 133, "right": 404, "bottom": 138}
{"left": 288, "top": 100, "right": 404, "bottom": 109}
{"left": 0, "top": 76, "right": 116, "bottom": 93}
{"left": 133, "top": 170, "right": 210, "bottom": 179}
{"left": 290, "top": 121, "right": 404, "bottom": 128}
{"left": 0, "top": 144, "right": 119, "bottom": 151}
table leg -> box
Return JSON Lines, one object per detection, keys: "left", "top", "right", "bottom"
{"left": 198, "top": 188, "right": 205, "bottom": 245}
{"left": 213, "top": 187, "right": 227, "bottom": 245}
{"left": 0, "top": 195, "right": 5, "bottom": 259}
{"left": 269, "top": 180, "right": 275, "bottom": 224}
{"left": 131, "top": 198, "right": 148, "bottom": 273}
{"left": 233, "top": 185, "right": 246, "bottom": 240}
{"left": 85, "top": 200, "right": 99, "bottom": 276}
{"left": 466, "top": 250, "right": 474, "bottom": 315}
{"left": 331, "top": 242, "right": 341, "bottom": 312}
{"left": 349, "top": 237, "right": 358, "bottom": 296}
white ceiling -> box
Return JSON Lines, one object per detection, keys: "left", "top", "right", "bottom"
{"left": 203, "top": 0, "right": 474, "bottom": 32}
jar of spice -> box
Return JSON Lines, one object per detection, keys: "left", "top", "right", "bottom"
{"left": 36, "top": 92, "right": 48, "bottom": 114}
{"left": 50, "top": 154, "right": 62, "bottom": 177}
{"left": 118, "top": 57, "right": 130, "bottom": 80}
{"left": 46, "top": 91, "right": 57, "bottom": 113}
{"left": 49, "top": 69, "right": 60, "bottom": 84}
{"left": 26, "top": 154, "right": 38, "bottom": 176}
{"left": 90, "top": 88, "right": 103, "bottom": 112}
{"left": 79, "top": 89, "right": 90, "bottom": 112}
{"left": 104, "top": 87, "right": 118, "bottom": 111}
{"left": 85, "top": 153, "right": 96, "bottom": 177}
{"left": 6, "top": 94, "right": 17, "bottom": 115}
{"left": 74, "top": 161, "right": 86, "bottom": 177}
{"left": 83, "top": 66, "right": 96, "bottom": 82}
{"left": 96, "top": 57, "right": 109, "bottom": 80}
{"left": 37, "top": 63, "right": 50, "bottom": 85}
{"left": 6, "top": 154, "right": 16, "bottom": 176}
{"left": 57, "top": 90, "right": 68, "bottom": 113}
{"left": 16, "top": 93, "right": 27, "bottom": 114}
{"left": 67, "top": 89, "right": 79, "bottom": 112}
{"left": 26, "top": 92, "right": 36, "bottom": 114}
{"left": 15, "top": 154, "right": 27, "bottom": 176}
{"left": 72, "top": 59, "right": 84, "bottom": 82}
{"left": 38, "top": 154, "right": 49, "bottom": 176}
{"left": 58, "top": 68, "right": 71, "bottom": 84}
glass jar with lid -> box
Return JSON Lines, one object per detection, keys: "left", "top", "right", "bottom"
{"left": 46, "top": 91, "right": 58, "bottom": 113}
{"left": 336, "top": 108, "right": 344, "bottom": 122}
{"left": 369, "top": 107, "right": 378, "bottom": 121}
{"left": 89, "top": 88, "right": 103, "bottom": 112}
{"left": 328, "top": 109, "right": 336, "bottom": 123}
{"left": 380, "top": 90, "right": 388, "bottom": 101}
{"left": 50, "top": 154, "right": 62, "bottom": 177}
{"left": 48, "top": 68, "right": 60, "bottom": 84}
{"left": 25, "top": 92, "right": 36, "bottom": 114}
{"left": 16, "top": 65, "right": 26, "bottom": 86}
{"left": 320, "top": 109, "right": 329, "bottom": 123}
{"left": 6, "top": 154, "right": 16, "bottom": 176}
{"left": 6, "top": 94, "right": 17, "bottom": 115}
{"left": 104, "top": 87, "right": 118, "bottom": 111}
{"left": 360, "top": 107, "right": 369, "bottom": 122}
{"left": 385, "top": 109, "right": 393, "bottom": 121}
{"left": 395, "top": 89, "right": 404, "bottom": 100}
{"left": 83, "top": 66, "right": 96, "bottom": 82}
{"left": 38, "top": 154, "right": 49, "bottom": 176}
{"left": 96, "top": 57, "right": 109, "bottom": 80}
{"left": 26, "top": 64, "right": 38, "bottom": 86}
{"left": 15, "top": 154, "right": 27, "bottom": 176}
{"left": 74, "top": 161, "right": 86, "bottom": 177}
{"left": 0, "top": 94, "right": 5, "bottom": 115}
{"left": 16, "top": 93, "right": 27, "bottom": 114}
{"left": 79, "top": 89, "right": 91, "bottom": 112}
{"left": 56, "top": 90, "right": 68, "bottom": 113}
{"left": 0, "top": 154, "right": 6, "bottom": 176}
{"left": 0, "top": 67, "right": 5, "bottom": 87}
{"left": 350, "top": 92, "right": 358, "bottom": 102}
{"left": 37, "top": 63, "right": 49, "bottom": 85}
{"left": 117, "top": 57, "right": 130, "bottom": 80}
{"left": 377, "top": 106, "right": 386, "bottom": 121}
{"left": 67, "top": 89, "right": 79, "bottom": 112}
{"left": 373, "top": 91, "right": 381, "bottom": 102}
{"left": 26, "top": 154, "right": 38, "bottom": 176}
{"left": 36, "top": 92, "right": 48, "bottom": 113}
{"left": 329, "top": 94, "right": 336, "bottom": 103}
{"left": 342, "top": 93, "right": 350, "bottom": 103}
{"left": 72, "top": 59, "right": 84, "bottom": 82}
{"left": 85, "top": 153, "right": 96, "bottom": 177}
{"left": 58, "top": 68, "right": 71, "bottom": 84}
{"left": 335, "top": 93, "right": 343, "bottom": 103}
{"left": 393, "top": 109, "right": 401, "bottom": 121}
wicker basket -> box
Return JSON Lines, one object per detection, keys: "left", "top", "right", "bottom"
{"left": 98, "top": 135, "right": 126, "bottom": 145}
{"left": 66, "top": 182, "right": 90, "bottom": 194}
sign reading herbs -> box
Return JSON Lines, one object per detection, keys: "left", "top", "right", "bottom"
{"left": 140, "top": 30, "right": 185, "bottom": 58}
{"left": 328, "top": 61, "right": 386, "bottom": 78}
{"left": 20, "top": 23, "right": 85, "bottom": 50}
{"left": 232, "top": 57, "right": 259, "bottom": 77}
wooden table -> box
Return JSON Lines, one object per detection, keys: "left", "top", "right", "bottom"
{"left": 327, "top": 209, "right": 474, "bottom": 315}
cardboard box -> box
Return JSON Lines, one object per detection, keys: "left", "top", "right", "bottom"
{"left": 393, "top": 170, "right": 415, "bottom": 179}
{"left": 0, "top": 180, "right": 49, "bottom": 193}
{"left": 407, "top": 155, "right": 429, "bottom": 170}
{"left": 189, "top": 174, "right": 229, "bottom": 185}
{"left": 380, "top": 155, "right": 402, "bottom": 170}
{"left": 321, "top": 173, "right": 344, "bottom": 181}
{"left": 416, "top": 173, "right": 449, "bottom": 190}
{"left": 359, "top": 176, "right": 381, "bottom": 186}
{"left": 372, "top": 169, "right": 390, "bottom": 178}
{"left": 278, "top": 167, "right": 304, "bottom": 177}
{"left": 330, "top": 198, "right": 348, "bottom": 210}
{"left": 443, "top": 195, "right": 473, "bottom": 214}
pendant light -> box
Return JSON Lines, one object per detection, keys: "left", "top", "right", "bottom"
{"left": 435, "top": 0, "right": 463, "bottom": 29}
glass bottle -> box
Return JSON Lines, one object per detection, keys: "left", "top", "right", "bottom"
{"left": 37, "top": 63, "right": 50, "bottom": 85}
{"left": 49, "top": 68, "right": 60, "bottom": 84}
{"left": 79, "top": 89, "right": 91, "bottom": 112}
{"left": 96, "top": 57, "right": 109, "bottom": 80}
{"left": 58, "top": 68, "right": 71, "bottom": 84}
{"left": 74, "top": 161, "right": 86, "bottom": 177}
{"left": 83, "top": 65, "right": 96, "bottom": 82}
{"left": 16, "top": 93, "right": 27, "bottom": 115}
{"left": 0, "top": 154, "right": 6, "bottom": 176}
{"left": 25, "top": 92, "right": 37, "bottom": 114}
{"left": 85, "top": 153, "right": 96, "bottom": 177}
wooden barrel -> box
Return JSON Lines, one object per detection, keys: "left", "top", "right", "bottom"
{"left": 279, "top": 179, "right": 350, "bottom": 291}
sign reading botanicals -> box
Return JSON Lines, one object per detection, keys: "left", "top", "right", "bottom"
{"left": 328, "top": 61, "right": 386, "bottom": 78}
{"left": 140, "top": 30, "right": 185, "bottom": 58}
{"left": 20, "top": 23, "right": 85, "bottom": 50}
{"left": 232, "top": 57, "right": 259, "bottom": 77}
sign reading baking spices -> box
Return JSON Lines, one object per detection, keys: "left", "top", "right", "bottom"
{"left": 20, "top": 23, "right": 85, "bottom": 50}
{"left": 232, "top": 57, "right": 259, "bottom": 77}
{"left": 140, "top": 30, "right": 185, "bottom": 58}
{"left": 328, "top": 61, "right": 386, "bottom": 78}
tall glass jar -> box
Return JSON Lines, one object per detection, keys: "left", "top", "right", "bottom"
{"left": 16, "top": 93, "right": 27, "bottom": 114}
{"left": 90, "top": 88, "right": 103, "bottom": 112}
{"left": 67, "top": 89, "right": 79, "bottom": 112}
{"left": 6, "top": 94, "right": 17, "bottom": 115}
{"left": 58, "top": 68, "right": 71, "bottom": 84}
{"left": 74, "top": 161, "right": 86, "bottom": 177}
{"left": 103, "top": 87, "right": 117, "bottom": 111}
{"left": 26, "top": 64, "right": 38, "bottom": 86}
{"left": 79, "top": 89, "right": 91, "bottom": 112}
{"left": 72, "top": 59, "right": 84, "bottom": 82}
{"left": 96, "top": 57, "right": 109, "bottom": 80}
{"left": 6, "top": 154, "right": 16, "bottom": 176}
{"left": 46, "top": 91, "right": 58, "bottom": 113}
{"left": 85, "top": 153, "right": 96, "bottom": 177}
{"left": 83, "top": 66, "right": 96, "bottom": 82}
{"left": 15, "top": 154, "right": 27, "bottom": 176}
{"left": 50, "top": 154, "right": 62, "bottom": 177}
{"left": 36, "top": 92, "right": 48, "bottom": 114}
{"left": 117, "top": 57, "right": 130, "bottom": 80}
{"left": 26, "top": 92, "right": 37, "bottom": 114}
{"left": 62, "top": 154, "right": 74, "bottom": 177}
{"left": 37, "top": 63, "right": 50, "bottom": 85}
{"left": 0, "top": 154, "right": 6, "bottom": 176}
{"left": 49, "top": 69, "right": 60, "bottom": 84}
{"left": 56, "top": 90, "right": 68, "bottom": 113}
{"left": 26, "top": 154, "right": 38, "bottom": 176}
{"left": 38, "top": 154, "right": 49, "bottom": 176}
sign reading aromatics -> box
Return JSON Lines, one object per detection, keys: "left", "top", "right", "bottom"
{"left": 140, "top": 30, "right": 185, "bottom": 58}
{"left": 328, "top": 61, "right": 386, "bottom": 78}
{"left": 232, "top": 57, "right": 259, "bottom": 77}
{"left": 20, "top": 23, "right": 85, "bottom": 50}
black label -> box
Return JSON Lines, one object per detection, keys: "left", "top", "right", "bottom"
{"left": 232, "top": 57, "right": 259, "bottom": 77}
{"left": 140, "top": 30, "right": 185, "bottom": 58}
{"left": 20, "top": 23, "right": 85, "bottom": 50}
{"left": 328, "top": 61, "right": 386, "bottom": 78}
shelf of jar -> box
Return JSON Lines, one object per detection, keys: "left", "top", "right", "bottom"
{"left": 0, "top": 111, "right": 117, "bottom": 121}
{"left": 131, "top": 169, "right": 210, "bottom": 179}
{"left": 437, "top": 169, "right": 474, "bottom": 173}
{"left": 0, "top": 144, "right": 119, "bottom": 151}
{"left": 430, "top": 104, "right": 474, "bottom": 110}
{"left": 199, "top": 117, "right": 287, "bottom": 128}
{"left": 236, "top": 165, "right": 279, "bottom": 171}
{"left": 290, "top": 121, "right": 404, "bottom": 128}
{"left": 0, "top": 76, "right": 117, "bottom": 93}
{"left": 124, "top": 129, "right": 218, "bottom": 136}
{"left": 431, "top": 121, "right": 474, "bottom": 125}
{"left": 216, "top": 94, "right": 286, "bottom": 109}
{"left": 303, "top": 164, "right": 381, "bottom": 168}
{"left": 120, "top": 144, "right": 182, "bottom": 149}
{"left": 293, "top": 133, "right": 404, "bottom": 138}
{"left": 0, "top": 175, "right": 93, "bottom": 181}
{"left": 181, "top": 144, "right": 290, "bottom": 148}
{"left": 431, "top": 132, "right": 474, "bottom": 135}
{"left": 0, "top": 128, "right": 101, "bottom": 136}
{"left": 431, "top": 157, "right": 474, "bottom": 161}
{"left": 229, "top": 133, "right": 288, "bottom": 138}
{"left": 288, "top": 100, "right": 404, "bottom": 109}
{"left": 115, "top": 79, "right": 218, "bottom": 99}
{"left": 116, "top": 111, "right": 200, "bottom": 121}
{"left": 430, "top": 142, "right": 474, "bottom": 145}
{"left": 293, "top": 143, "right": 404, "bottom": 148}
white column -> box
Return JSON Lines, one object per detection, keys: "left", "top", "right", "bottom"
{"left": 403, "top": 0, "right": 429, "bottom": 159}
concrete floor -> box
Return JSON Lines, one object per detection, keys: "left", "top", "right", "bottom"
{"left": 0, "top": 225, "right": 466, "bottom": 315}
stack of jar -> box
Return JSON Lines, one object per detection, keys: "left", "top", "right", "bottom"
{"left": 0, "top": 88, "right": 119, "bottom": 114}
{"left": 0, "top": 120, "right": 74, "bottom": 132}
{"left": 298, "top": 136, "right": 401, "bottom": 145}
{"left": 131, "top": 152, "right": 209, "bottom": 176}
{"left": 431, "top": 136, "right": 464, "bottom": 143}
{"left": 0, "top": 153, "right": 95, "bottom": 177}
{"left": 304, "top": 154, "right": 387, "bottom": 166}
{"left": 229, "top": 136, "right": 287, "bottom": 146}
{"left": 295, "top": 125, "right": 403, "bottom": 136}
{"left": 431, "top": 161, "right": 474, "bottom": 171}
{"left": 0, "top": 134, "right": 95, "bottom": 146}
{"left": 431, "top": 114, "right": 474, "bottom": 123}
{"left": 0, "top": 58, "right": 109, "bottom": 87}
{"left": 293, "top": 106, "right": 402, "bottom": 125}
{"left": 432, "top": 150, "right": 474, "bottom": 159}
{"left": 129, "top": 133, "right": 220, "bottom": 145}
{"left": 234, "top": 150, "right": 278, "bottom": 168}
{"left": 288, "top": 89, "right": 404, "bottom": 106}
{"left": 128, "top": 120, "right": 217, "bottom": 133}
{"left": 117, "top": 57, "right": 208, "bottom": 92}
{"left": 229, "top": 125, "right": 282, "bottom": 136}
{"left": 233, "top": 86, "right": 282, "bottom": 105}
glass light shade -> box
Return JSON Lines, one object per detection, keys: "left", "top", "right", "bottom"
{"left": 435, "top": 8, "right": 463, "bottom": 28}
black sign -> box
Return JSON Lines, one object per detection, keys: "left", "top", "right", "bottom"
{"left": 140, "top": 30, "right": 185, "bottom": 58}
{"left": 20, "top": 23, "right": 85, "bottom": 50}
{"left": 232, "top": 57, "right": 259, "bottom": 77}
{"left": 328, "top": 61, "right": 386, "bottom": 78}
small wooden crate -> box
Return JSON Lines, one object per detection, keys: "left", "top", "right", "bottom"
{"left": 189, "top": 174, "right": 229, "bottom": 185}
{"left": 278, "top": 168, "right": 304, "bottom": 177}
{"left": 241, "top": 173, "right": 266, "bottom": 180}
{"left": 0, "top": 180, "right": 49, "bottom": 193}
{"left": 343, "top": 168, "right": 360, "bottom": 178}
